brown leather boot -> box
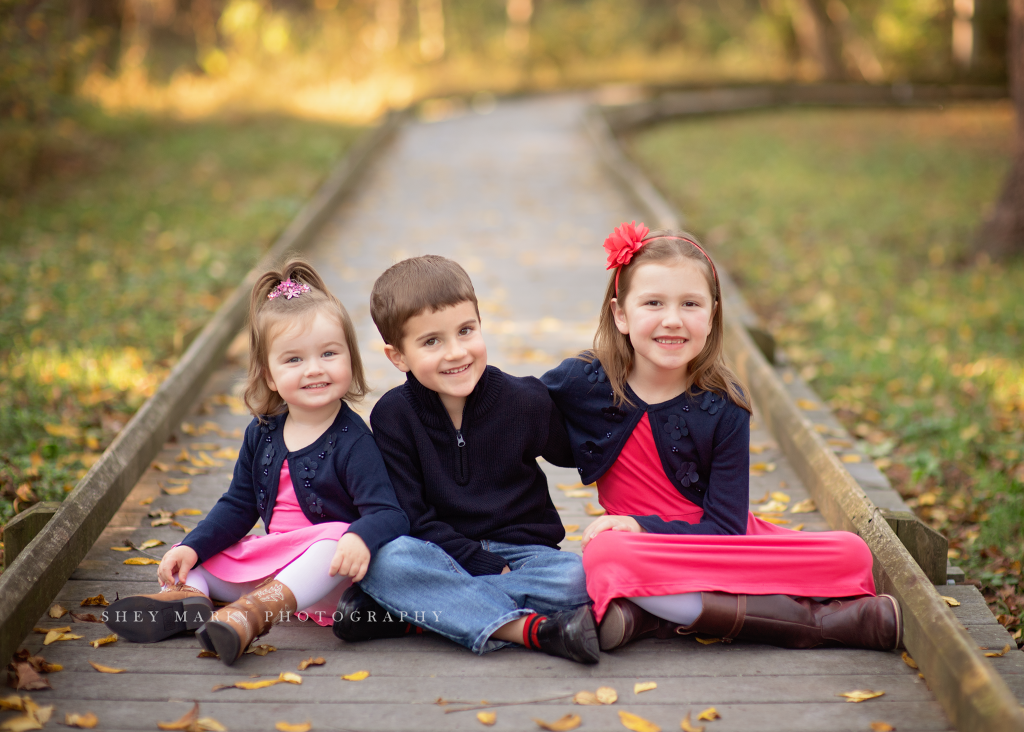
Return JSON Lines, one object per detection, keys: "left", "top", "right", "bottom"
{"left": 598, "top": 598, "right": 675, "bottom": 650}
{"left": 197, "top": 580, "right": 297, "bottom": 665}
{"left": 104, "top": 583, "right": 213, "bottom": 643}
{"left": 675, "top": 592, "right": 902, "bottom": 651}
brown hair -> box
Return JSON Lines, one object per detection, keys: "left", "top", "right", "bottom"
{"left": 586, "top": 230, "right": 751, "bottom": 413}
{"left": 243, "top": 257, "right": 368, "bottom": 420}
{"left": 370, "top": 255, "right": 480, "bottom": 349}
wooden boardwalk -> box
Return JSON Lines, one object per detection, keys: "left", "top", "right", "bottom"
{"left": 14, "top": 94, "right": 1023, "bottom": 732}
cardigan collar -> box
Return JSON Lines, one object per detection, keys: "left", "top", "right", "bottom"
{"left": 260, "top": 401, "right": 351, "bottom": 456}
{"left": 404, "top": 365, "right": 503, "bottom": 429}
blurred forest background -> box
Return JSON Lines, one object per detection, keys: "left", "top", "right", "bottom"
{"left": 1, "top": 0, "right": 1021, "bottom": 639}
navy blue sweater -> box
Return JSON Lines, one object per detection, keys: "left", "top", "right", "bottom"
{"left": 369, "top": 366, "right": 575, "bottom": 577}
{"left": 182, "top": 403, "right": 409, "bottom": 564}
{"left": 541, "top": 357, "right": 750, "bottom": 536}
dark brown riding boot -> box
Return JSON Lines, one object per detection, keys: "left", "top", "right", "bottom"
{"left": 598, "top": 598, "right": 674, "bottom": 650}
{"left": 104, "top": 583, "right": 213, "bottom": 643}
{"left": 197, "top": 580, "right": 297, "bottom": 665}
{"left": 676, "top": 592, "right": 902, "bottom": 651}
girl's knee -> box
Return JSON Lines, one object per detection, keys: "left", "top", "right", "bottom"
{"left": 582, "top": 531, "right": 629, "bottom": 572}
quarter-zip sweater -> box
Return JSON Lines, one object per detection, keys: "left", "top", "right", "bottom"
{"left": 369, "top": 365, "right": 575, "bottom": 577}
{"left": 541, "top": 357, "right": 750, "bottom": 536}
{"left": 182, "top": 402, "right": 409, "bottom": 564}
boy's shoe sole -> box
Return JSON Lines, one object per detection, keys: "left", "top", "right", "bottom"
{"left": 104, "top": 595, "right": 213, "bottom": 644}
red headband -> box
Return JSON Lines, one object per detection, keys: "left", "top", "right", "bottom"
{"left": 603, "top": 221, "right": 719, "bottom": 297}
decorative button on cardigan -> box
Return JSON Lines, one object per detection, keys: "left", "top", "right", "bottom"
{"left": 541, "top": 357, "right": 750, "bottom": 536}
{"left": 182, "top": 402, "right": 409, "bottom": 564}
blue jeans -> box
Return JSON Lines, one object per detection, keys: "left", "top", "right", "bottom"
{"left": 358, "top": 536, "right": 590, "bottom": 654}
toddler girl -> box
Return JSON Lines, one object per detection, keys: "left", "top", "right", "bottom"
{"left": 106, "top": 259, "right": 408, "bottom": 665}
{"left": 542, "top": 222, "right": 900, "bottom": 652}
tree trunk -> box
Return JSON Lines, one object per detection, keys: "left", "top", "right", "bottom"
{"left": 974, "top": 0, "right": 1024, "bottom": 261}
{"left": 792, "top": 0, "right": 846, "bottom": 81}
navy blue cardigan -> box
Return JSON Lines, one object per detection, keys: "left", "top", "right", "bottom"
{"left": 182, "top": 402, "right": 409, "bottom": 564}
{"left": 369, "top": 366, "right": 575, "bottom": 577}
{"left": 541, "top": 357, "right": 750, "bottom": 536}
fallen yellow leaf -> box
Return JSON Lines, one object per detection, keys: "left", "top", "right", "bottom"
{"left": 275, "top": 722, "right": 312, "bottom": 732}
{"left": 901, "top": 652, "right": 918, "bottom": 669}
{"left": 557, "top": 482, "right": 584, "bottom": 491}
{"left": 231, "top": 679, "right": 279, "bottom": 690}
{"left": 695, "top": 636, "right": 721, "bottom": 645}
{"left": 759, "top": 500, "right": 789, "bottom": 513}
{"left": 140, "top": 539, "right": 166, "bottom": 549}
{"left": 750, "top": 490, "right": 771, "bottom": 504}
{"left": 245, "top": 643, "right": 276, "bottom": 656}
{"left": 0, "top": 713, "right": 44, "bottom": 731}
{"left": 151, "top": 462, "right": 170, "bottom": 472}
{"left": 90, "top": 634, "right": 117, "bottom": 648}
{"left": 940, "top": 596, "right": 961, "bottom": 607}
{"left": 176, "top": 449, "right": 190, "bottom": 462}
{"left": 88, "top": 661, "right": 124, "bottom": 674}
{"left": 596, "top": 686, "right": 618, "bottom": 704}
{"left": 984, "top": 644, "right": 1010, "bottom": 658}
{"left": 751, "top": 462, "right": 777, "bottom": 473}
{"left": 696, "top": 708, "right": 720, "bottom": 721}
{"left": 563, "top": 524, "right": 580, "bottom": 532}
{"left": 770, "top": 491, "right": 790, "bottom": 502}
{"left": 619, "top": 710, "right": 660, "bottom": 732}
{"left": 157, "top": 703, "right": 199, "bottom": 730}
{"left": 797, "top": 399, "right": 820, "bottom": 410}
{"left": 44, "top": 631, "right": 82, "bottom": 645}
{"left": 869, "top": 723, "right": 894, "bottom": 732}
{"left": 278, "top": 672, "right": 302, "bottom": 685}
{"left": 792, "top": 524, "right": 805, "bottom": 531}
{"left": 213, "top": 447, "right": 238, "bottom": 460}
{"left": 837, "top": 690, "right": 885, "bottom": 703}
{"left": 298, "top": 657, "right": 325, "bottom": 671}
{"left": 680, "top": 711, "right": 704, "bottom": 732}
{"left": 790, "top": 499, "right": 816, "bottom": 513}
{"left": 38, "top": 625, "right": 71, "bottom": 634}
{"left": 634, "top": 681, "right": 657, "bottom": 694}
{"left": 197, "top": 651, "right": 218, "bottom": 658}
{"left": 0, "top": 696, "right": 25, "bottom": 711}
{"left": 573, "top": 691, "right": 600, "bottom": 705}
{"left": 80, "top": 595, "right": 109, "bottom": 607}
{"left": 123, "top": 557, "right": 160, "bottom": 565}
{"left": 163, "top": 485, "right": 191, "bottom": 495}
{"left": 48, "top": 604, "right": 68, "bottom": 619}
{"left": 110, "top": 546, "right": 132, "bottom": 552}
{"left": 840, "top": 454, "right": 863, "bottom": 464}
{"left": 197, "top": 718, "right": 227, "bottom": 732}
{"left": 174, "top": 508, "right": 203, "bottom": 516}
{"left": 476, "top": 711, "right": 497, "bottom": 726}
{"left": 140, "top": 497, "right": 154, "bottom": 505}
{"left": 749, "top": 443, "right": 771, "bottom": 454}
{"left": 564, "top": 535, "right": 582, "bottom": 541}
{"left": 341, "top": 670, "right": 369, "bottom": 681}
{"left": 584, "top": 503, "right": 606, "bottom": 516}
{"left": 64, "top": 712, "right": 98, "bottom": 729}
{"left": 533, "top": 714, "right": 581, "bottom": 731}
{"left": 180, "top": 466, "right": 207, "bottom": 476}
{"left": 565, "top": 490, "right": 593, "bottom": 498}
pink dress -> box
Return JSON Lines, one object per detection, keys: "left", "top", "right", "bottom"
{"left": 583, "top": 414, "right": 876, "bottom": 621}
{"left": 201, "top": 462, "right": 349, "bottom": 626}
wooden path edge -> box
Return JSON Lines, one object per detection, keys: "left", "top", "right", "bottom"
{"left": 0, "top": 111, "right": 406, "bottom": 666}
{"left": 583, "top": 94, "right": 1024, "bottom": 732}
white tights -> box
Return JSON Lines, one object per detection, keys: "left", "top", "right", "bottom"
{"left": 630, "top": 592, "right": 704, "bottom": 627}
{"left": 178, "top": 540, "right": 350, "bottom": 610}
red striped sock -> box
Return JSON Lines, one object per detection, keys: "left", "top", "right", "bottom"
{"left": 521, "top": 613, "right": 547, "bottom": 649}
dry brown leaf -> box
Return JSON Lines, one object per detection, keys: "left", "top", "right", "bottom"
{"left": 619, "top": 710, "right": 660, "bottom": 732}
{"left": 123, "top": 557, "right": 160, "bottom": 565}
{"left": 10, "top": 664, "right": 51, "bottom": 691}
{"left": 197, "top": 651, "right": 219, "bottom": 658}
{"left": 278, "top": 672, "right": 302, "bottom": 685}
{"left": 244, "top": 643, "right": 276, "bottom": 656}
{"left": 80, "top": 595, "right": 109, "bottom": 607}
{"left": 157, "top": 703, "right": 199, "bottom": 730}
{"left": 680, "top": 711, "right": 704, "bottom": 732}
{"left": 47, "top": 604, "right": 68, "bottom": 619}
{"left": 89, "top": 634, "right": 118, "bottom": 648}
{"left": 533, "top": 714, "right": 581, "bottom": 731}
{"left": 634, "top": 681, "right": 657, "bottom": 694}
{"left": 37, "top": 660, "right": 62, "bottom": 673}
{"left": 275, "top": 723, "right": 311, "bottom": 732}
{"left": 696, "top": 708, "right": 720, "bottom": 721}
{"left": 901, "top": 652, "right": 918, "bottom": 669}
{"left": 110, "top": 546, "right": 132, "bottom": 552}
{"left": 790, "top": 499, "right": 816, "bottom": 513}
{"left": 573, "top": 691, "right": 600, "bottom": 705}
{"left": 70, "top": 613, "right": 100, "bottom": 623}
{"left": 869, "top": 723, "right": 894, "bottom": 732}
{"left": 87, "top": 661, "right": 124, "bottom": 674}
{"left": 64, "top": 712, "right": 99, "bottom": 729}
{"left": 297, "top": 657, "right": 325, "bottom": 671}
{"left": 140, "top": 539, "right": 166, "bottom": 549}
{"left": 341, "top": 670, "right": 369, "bottom": 681}
{"left": 940, "top": 596, "right": 961, "bottom": 607}
{"left": 840, "top": 454, "right": 863, "bottom": 463}
{"left": 563, "top": 524, "right": 580, "bottom": 532}
{"left": 584, "top": 503, "right": 606, "bottom": 516}
{"left": 837, "top": 690, "right": 885, "bottom": 703}
{"left": 984, "top": 644, "right": 1010, "bottom": 658}
{"left": 163, "top": 485, "right": 191, "bottom": 495}
{"left": 695, "top": 637, "right": 721, "bottom": 645}
{"left": 596, "top": 686, "right": 618, "bottom": 705}
{"left": 476, "top": 711, "right": 497, "bottom": 726}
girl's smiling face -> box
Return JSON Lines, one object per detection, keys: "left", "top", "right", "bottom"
{"left": 611, "top": 258, "right": 715, "bottom": 388}
{"left": 265, "top": 310, "right": 353, "bottom": 418}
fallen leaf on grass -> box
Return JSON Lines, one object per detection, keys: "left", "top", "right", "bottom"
{"left": 275, "top": 722, "right": 311, "bottom": 732}
{"left": 694, "top": 637, "right": 721, "bottom": 645}
{"left": 163, "top": 485, "right": 191, "bottom": 495}
{"left": 110, "top": 546, "right": 132, "bottom": 552}
{"left": 680, "top": 711, "right": 703, "bottom": 732}
{"left": 634, "top": 681, "right": 657, "bottom": 694}
{"left": 140, "top": 539, "right": 166, "bottom": 549}
{"left": 696, "top": 708, "right": 720, "bottom": 721}
{"left": 584, "top": 503, "right": 606, "bottom": 516}
{"left": 563, "top": 524, "right": 580, "bottom": 532}
{"left": 197, "top": 651, "right": 218, "bottom": 658}
{"left": 64, "top": 712, "right": 99, "bottom": 729}
{"left": 940, "top": 596, "right": 961, "bottom": 607}
{"left": 48, "top": 604, "right": 67, "bottom": 619}
{"left": 619, "top": 710, "right": 660, "bottom": 732}
{"left": 244, "top": 644, "right": 276, "bottom": 656}
{"left": 476, "top": 711, "right": 496, "bottom": 726}
{"left": 838, "top": 690, "right": 885, "bottom": 702}
{"left": 341, "top": 670, "right": 369, "bottom": 681}
{"left": 533, "top": 714, "right": 581, "bottom": 731}
{"left": 596, "top": 687, "right": 618, "bottom": 704}
{"left": 840, "top": 454, "right": 863, "bottom": 464}
{"left": 88, "top": 661, "right": 124, "bottom": 674}
{"left": 89, "top": 634, "right": 117, "bottom": 648}
{"left": 10, "top": 664, "right": 51, "bottom": 691}
{"left": 298, "top": 657, "right": 325, "bottom": 670}
{"left": 901, "top": 652, "right": 918, "bottom": 669}
{"left": 790, "top": 499, "right": 816, "bottom": 513}
{"left": 123, "top": 557, "right": 160, "bottom": 565}
{"left": 80, "top": 595, "right": 109, "bottom": 607}
{"left": 44, "top": 630, "right": 82, "bottom": 645}
{"left": 70, "top": 613, "right": 100, "bottom": 623}
{"left": 984, "top": 644, "right": 1010, "bottom": 658}
{"left": 565, "top": 490, "right": 592, "bottom": 498}
{"left": 869, "top": 723, "right": 894, "bottom": 732}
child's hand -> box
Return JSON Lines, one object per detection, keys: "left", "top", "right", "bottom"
{"left": 158, "top": 545, "right": 199, "bottom": 587}
{"left": 330, "top": 532, "right": 371, "bottom": 582}
{"left": 581, "top": 515, "right": 644, "bottom": 549}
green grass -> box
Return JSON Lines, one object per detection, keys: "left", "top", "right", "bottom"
{"left": 632, "top": 103, "right": 1023, "bottom": 641}
{"left": 0, "top": 105, "right": 361, "bottom": 531}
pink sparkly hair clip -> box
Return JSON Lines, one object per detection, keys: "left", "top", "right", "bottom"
{"left": 267, "top": 279, "right": 311, "bottom": 300}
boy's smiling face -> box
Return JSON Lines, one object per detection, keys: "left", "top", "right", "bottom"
{"left": 384, "top": 300, "right": 486, "bottom": 426}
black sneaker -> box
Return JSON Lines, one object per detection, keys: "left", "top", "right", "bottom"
{"left": 332, "top": 584, "right": 420, "bottom": 642}
{"left": 524, "top": 605, "right": 600, "bottom": 664}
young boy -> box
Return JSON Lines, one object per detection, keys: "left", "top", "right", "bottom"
{"left": 333, "top": 255, "right": 598, "bottom": 663}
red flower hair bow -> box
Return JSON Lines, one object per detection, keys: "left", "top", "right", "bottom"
{"left": 604, "top": 221, "right": 649, "bottom": 271}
